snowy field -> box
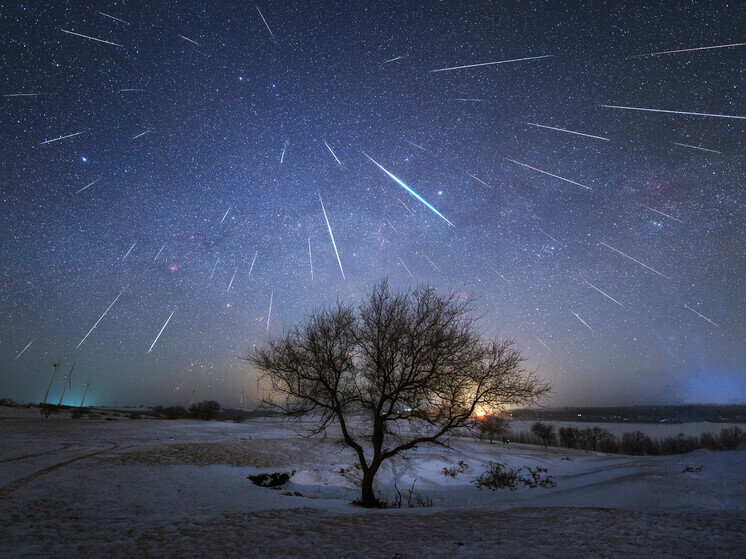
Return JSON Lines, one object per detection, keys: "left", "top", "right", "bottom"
{"left": 1, "top": 409, "right": 744, "bottom": 558}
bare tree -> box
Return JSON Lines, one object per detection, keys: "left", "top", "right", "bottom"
{"left": 583, "top": 426, "right": 612, "bottom": 452}
{"left": 247, "top": 279, "right": 550, "bottom": 507}
{"left": 477, "top": 414, "right": 511, "bottom": 443}
{"left": 531, "top": 422, "right": 556, "bottom": 448}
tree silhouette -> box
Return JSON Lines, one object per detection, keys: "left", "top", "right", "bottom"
{"left": 531, "top": 422, "right": 556, "bottom": 448}
{"left": 247, "top": 279, "right": 550, "bottom": 507}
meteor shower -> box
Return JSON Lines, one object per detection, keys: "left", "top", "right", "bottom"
{"left": 1, "top": 2, "right": 744, "bottom": 557}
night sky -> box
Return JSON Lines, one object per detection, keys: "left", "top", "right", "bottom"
{"left": 2, "top": 1, "right": 744, "bottom": 407}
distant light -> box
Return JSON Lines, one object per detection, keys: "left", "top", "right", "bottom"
{"left": 81, "top": 156, "right": 88, "bottom": 162}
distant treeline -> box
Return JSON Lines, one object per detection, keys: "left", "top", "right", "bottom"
{"left": 510, "top": 404, "right": 746, "bottom": 423}
{"left": 513, "top": 422, "right": 746, "bottom": 455}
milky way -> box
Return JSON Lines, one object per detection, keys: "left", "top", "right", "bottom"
{"left": 2, "top": 2, "right": 744, "bottom": 406}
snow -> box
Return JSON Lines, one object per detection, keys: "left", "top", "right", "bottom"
{"left": 1, "top": 409, "right": 744, "bottom": 557}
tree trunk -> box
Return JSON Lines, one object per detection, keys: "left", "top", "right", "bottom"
{"left": 360, "top": 469, "right": 379, "bottom": 507}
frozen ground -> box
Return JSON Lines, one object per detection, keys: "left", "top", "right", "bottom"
{"left": 1, "top": 408, "right": 744, "bottom": 558}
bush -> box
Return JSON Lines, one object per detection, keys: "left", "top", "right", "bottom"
{"left": 71, "top": 407, "right": 91, "bottom": 419}
{"left": 621, "top": 431, "right": 655, "bottom": 455}
{"left": 719, "top": 427, "right": 746, "bottom": 450}
{"left": 474, "top": 462, "right": 520, "bottom": 490}
{"left": 189, "top": 400, "right": 221, "bottom": 420}
{"left": 442, "top": 461, "right": 469, "bottom": 477}
{"left": 163, "top": 405, "right": 188, "bottom": 419}
{"left": 129, "top": 411, "right": 142, "bottom": 420}
{"left": 598, "top": 435, "right": 620, "bottom": 454}
{"left": 699, "top": 431, "right": 720, "bottom": 450}
{"left": 248, "top": 471, "right": 294, "bottom": 487}
{"left": 474, "top": 462, "right": 556, "bottom": 490}
{"left": 660, "top": 434, "right": 700, "bottom": 455}
{"left": 386, "top": 478, "right": 433, "bottom": 509}
{"left": 40, "top": 403, "right": 60, "bottom": 418}
{"left": 520, "top": 466, "right": 557, "bottom": 488}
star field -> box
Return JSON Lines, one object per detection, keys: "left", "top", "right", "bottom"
{"left": 1, "top": 1, "right": 744, "bottom": 406}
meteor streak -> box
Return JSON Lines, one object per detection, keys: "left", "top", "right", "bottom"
{"left": 76, "top": 177, "right": 100, "bottom": 194}
{"left": 599, "top": 105, "right": 746, "bottom": 121}
{"left": 454, "top": 98, "right": 484, "bottom": 102}
{"left": 600, "top": 242, "right": 670, "bottom": 279}
{"left": 363, "top": 152, "right": 455, "bottom": 227}
{"left": 227, "top": 269, "right": 237, "bottom": 293}
{"left": 398, "top": 257, "right": 414, "bottom": 278}
{"left": 323, "top": 140, "right": 342, "bottom": 165}
{"left": 131, "top": 129, "right": 150, "bottom": 139}
{"left": 586, "top": 281, "right": 624, "bottom": 307}
{"left": 178, "top": 34, "right": 200, "bottom": 46}
{"left": 636, "top": 42, "right": 746, "bottom": 57}
{"left": 571, "top": 311, "right": 593, "bottom": 331}
{"left": 266, "top": 289, "right": 273, "bottom": 332}
{"left": 671, "top": 142, "right": 721, "bottom": 154}
{"left": 122, "top": 242, "right": 136, "bottom": 261}
{"left": 148, "top": 309, "right": 176, "bottom": 353}
{"left": 319, "top": 193, "right": 345, "bottom": 280}
{"left": 308, "top": 237, "right": 313, "bottom": 280}
{"left": 38, "top": 130, "right": 87, "bottom": 146}
{"left": 430, "top": 54, "right": 553, "bottom": 73}
{"left": 537, "top": 228, "right": 564, "bottom": 246}
{"left": 684, "top": 304, "right": 720, "bottom": 328}
{"left": 98, "top": 12, "right": 129, "bottom": 25}
{"left": 489, "top": 265, "right": 507, "bottom": 281}
{"left": 505, "top": 158, "right": 592, "bottom": 190}
{"left": 16, "top": 339, "right": 33, "bottom": 360}
{"left": 60, "top": 28, "right": 123, "bottom": 47}
{"left": 525, "top": 122, "right": 610, "bottom": 142}
{"left": 425, "top": 256, "right": 440, "bottom": 272}
{"left": 467, "top": 173, "right": 493, "bottom": 188}
{"left": 641, "top": 205, "right": 682, "bottom": 223}
{"left": 256, "top": 6, "right": 276, "bottom": 42}
{"left": 534, "top": 335, "right": 552, "bottom": 352}
{"left": 210, "top": 259, "right": 219, "bottom": 279}
{"left": 118, "top": 88, "right": 143, "bottom": 93}
{"left": 249, "top": 251, "right": 258, "bottom": 275}
{"left": 221, "top": 208, "right": 230, "bottom": 223}
{"left": 405, "top": 140, "right": 426, "bottom": 151}
{"left": 384, "top": 56, "right": 403, "bottom": 63}
{"left": 154, "top": 242, "right": 167, "bottom": 261}
{"left": 386, "top": 218, "right": 399, "bottom": 234}
{"left": 4, "top": 93, "right": 40, "bottom": 97}
{"left": 77, "top": 288, "right": 125, "bottom": 349}
{"left": 280, "top": 143, "right": 287, "bottom": 164}
{"left": 399, "top": 199, "right": 415, "bottom": 216}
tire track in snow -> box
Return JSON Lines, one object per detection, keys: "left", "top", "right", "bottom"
{"left": 0, "top": 443, "right": 119, "bottom": 497}
{"left": 0, "top": 443, "right": 75, "bottom": 463}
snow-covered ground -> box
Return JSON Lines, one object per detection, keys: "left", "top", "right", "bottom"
{"left": 1, "top": 409, "right": 744, "bottom": 558}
